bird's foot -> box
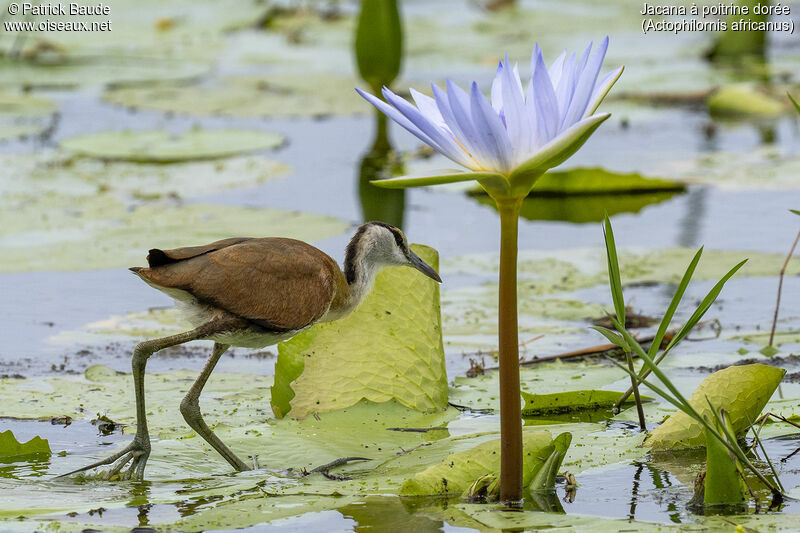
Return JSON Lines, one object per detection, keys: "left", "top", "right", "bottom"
{"left": 55, "top": 437, "right": 151, "bottom": 481}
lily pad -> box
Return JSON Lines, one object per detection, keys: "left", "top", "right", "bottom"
{"left": 104, "top": 74, "right": 372, "bottom": 118}
{"left": 0, "top": 430, "right": 51, "bottom": 459}
{"left": 520, "top": 390, "right": 651, "bottom": 417}
{"left": 474, "top": 191, "right": 682, "bottom": 224}
{"left": 0, "top": 91, "right": 57, "bottom": 141}
{"left": 0, "top": 151, "right": 290, "bottom": 199}
{"left": 271, "top": 244, "right": 446, "bottom": 418}
{"left": 0, "top": 194, "right": 349, "bottom": 273}
{"left": 60, "top": 128, "right": 285, "bottom": 162}
{"left": 399, "top": 430, "right": 567, "bottom": 496}
{"left": 468, "top": 167, "right": 686, "bottom": 223}
{"left": 644, "top": 364, "right": 785, "bottom": 450}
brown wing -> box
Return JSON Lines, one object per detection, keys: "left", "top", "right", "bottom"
{"left": 145, "top": 237, "right": 254, "bottom": 267}
{"left": 134, "top": 238, "right": 340, "bottom": 332}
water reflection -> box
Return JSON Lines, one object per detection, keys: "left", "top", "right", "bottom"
{"left": 358, "top": 112, "right": 406, "bottom": 228}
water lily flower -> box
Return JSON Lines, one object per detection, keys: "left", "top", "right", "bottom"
{"left": 357, "top": 37, "right": 622, "bottom": 200}
{"left": 357, "top": 39, "right": 622, "bottom": 504}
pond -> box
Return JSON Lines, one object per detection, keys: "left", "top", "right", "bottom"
{"left": 1, "top": 0, "right": 800, "bottom": 531}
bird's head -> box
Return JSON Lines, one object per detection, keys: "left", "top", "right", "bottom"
{"left": 344, "top": 221, "right": 442, "bottom": 284}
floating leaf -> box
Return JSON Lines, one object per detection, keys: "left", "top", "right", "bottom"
{"left": 60, "top": 128, "right": 284, "bottom": 163}
{"left": 644, "top": 364, "right": 785, "bottom": 449}
{"left": 531, "top": 167, "right": 684, "bottom": 195}
{"left": 399, "top": 431, "right": 566, "bottom": 496}
{"left": 474, "top": 191, "right": 681, "bottom": 224}
{"left": 0, "top": 195, "right": 348, "bottom": 273}
{"left": 271, "top": 245, "right": 446, "bottom": 418}
{"left": 104, "top": 75, "right": 375, "bottom": 118}
{"left": 520, "top": 390, "right": 651, "bottom": 417}
{"left": 469, "top": 168, "right": 685, "bottom": 223}
{"left": 0, "top": 430, "right": 51, "bottom": 459}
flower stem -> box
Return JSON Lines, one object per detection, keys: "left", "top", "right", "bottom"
{"left": 496, "top": 197, "right": 523, "bottom": 505}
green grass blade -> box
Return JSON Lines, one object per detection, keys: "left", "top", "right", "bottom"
{"left": 664, "top": 259, "right": 748, "bottom": 352}
{"left": 606, "top": 357, "right": 680, "bottom": 407}
{"left": 610, "top": 316, "right": 700, "bottom": 417}
{"left": 647, "top": 247, "right": 703, "bottom": 359}
{"left": 589, "top": 325, "right": 626, "bottom": 349}
{"left": 603, "top": 216, "right": 626, "bottom": 325}
{"left": 789, "top": 93, "right": 800, "bottom": 115}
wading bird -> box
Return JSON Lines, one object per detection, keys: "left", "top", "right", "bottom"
{"left": 58, "top": 221, "right": 441, "bottom": 481}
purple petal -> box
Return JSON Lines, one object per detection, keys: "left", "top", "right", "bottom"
{"left": 431, "top": 82, "right": 482, "bottom": 169}
{"left": 491, "top": 61, "right": 504, "bottom": 114}
{"left": 445, "top": 78, "right": 493, "bottom": 167}
{"left": 410, "top": 88, "right": 448, "bottom": 131}
{"left": 469, "top": 81, "right": 514, "bottom": 173}
{"left": 356, "top": 88, "right": 440, "bottom": 149}
{"left": 530, "top": 48, "right": 560, "bottom": 144}
{"left": 562, "top": 36, "right": 609, "bottom": 127}
{"left": 500, "top": 55, "right": 533, "bottom": 162}
{"left": 553, "top": 52, "right": 578, "bottom": 124}
{"left": 381, "top": 87, "right": 475, "bottom": 168}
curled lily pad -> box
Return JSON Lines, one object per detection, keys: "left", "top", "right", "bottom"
{"left": 708, "top": 84, "right": 784, "bottom": 118}
{"left": 272, "top": 245, "right": 446, "bottom": 418}
{"left": 0, "top": 430, "right": 51, "bottom": 459}
{"left": 645, "top": 364, "right": 785, "bottom": 450}
{"left": 399, "top": 430, "right": 567, "bottom": 496}
{"left": 60, "top": 128, "right": 285, "bottom": 162}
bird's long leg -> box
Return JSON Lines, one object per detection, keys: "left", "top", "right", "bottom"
{"left": 179, "top": 342, "right": 250, "bottom": 471}
{"left": 56, "top": 319, "right": 239, "bottom": 481}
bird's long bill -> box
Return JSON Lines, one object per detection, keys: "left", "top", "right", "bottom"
{"left": 408, "top": 251, "right": 442, "bottom": 283}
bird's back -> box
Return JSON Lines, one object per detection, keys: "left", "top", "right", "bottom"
{"left": 132, "top": 237, "right": 346, "bottom": 332}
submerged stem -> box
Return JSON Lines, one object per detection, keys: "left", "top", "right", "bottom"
{"left": 496, "top": 197, "right": 523, "bottom": 505}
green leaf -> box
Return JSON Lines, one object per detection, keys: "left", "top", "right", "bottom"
{"left": 530, "top": 167, "right": 684, "bottom": 195}
{"left": 271, "top": 244, "right": 446, "bottom": 418}
{"left": 791, "top": 209, "right": 800, "bottom": 217}
{"left": 528, "top": 432, "right": 572, "bottom": 492}
{"left": 60, "top": 128, "right": 285, "bottom": 163}
{"left": 788, "top": 94, "right": 800, "bottom": 116}
{"left": 703, "top": 411, "right": 747, "bottom": 507}
{"left": 399, "top": 430, "right": 562, "bottom": 496}
{"left": 469, "top": 167, "right": 686, "bottom": 224}
{"left": 602, "top": 217, "right": 626, "bottom": 327}
{"left": 371, "top": 170, "right": 505, "bottom": 189}
{"left": 760, "top": 345, "right": 780, "bottom": 357}
{"left": 508, "top": 113, "right": 610, "bottom": 196}
{"left": 355, "top": 0, "right": 403, "bottom": 92}
{"left": 648, "top": 247, "right": 702, "bottom": 359}
{"left": 644, "top": 364, "right": 785, "bottom": 450}
{"left": 708, "top": 84, "right": 783, "bottom": 118}
{"left": 589, "top": 325, "right": 627, "bottom": 350}
{"left": 520, "top": 390, "right": 650, "bottom": 417}
{"left": 0, "top": 430, "right": 51, "bottom": 459}
{"left": 663, "top": 259, "right": 747, "bottom": 352}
